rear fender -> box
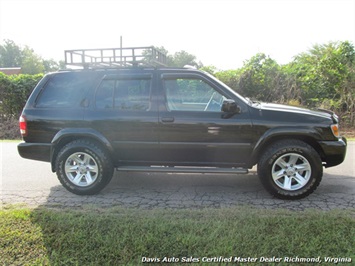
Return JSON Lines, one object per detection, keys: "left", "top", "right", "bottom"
{"left": 50, "top": 128, "right": 113, "bottom": 172}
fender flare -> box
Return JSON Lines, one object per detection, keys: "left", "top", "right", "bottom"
{"left": 249, "top": 126, "right": 322, "bottom": 166}
{"left": 50, "top": 128, "right": 114, "bottom": 172}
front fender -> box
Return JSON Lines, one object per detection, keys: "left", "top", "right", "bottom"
{"left": 50, "top": 128, "right": 114, "bottom": 172}
{"left": 249, "top": 126, "right": 322, "bottom": 166}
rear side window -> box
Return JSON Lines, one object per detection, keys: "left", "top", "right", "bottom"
{"left": 35, "top": 73, "right": 94, "bottom": 108}
{"left": 95, "top": 76, "right": 151, "bottom": 111}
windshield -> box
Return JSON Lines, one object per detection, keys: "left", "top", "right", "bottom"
{"left": 202, "top": 71, "right": 250, "bottom": 105}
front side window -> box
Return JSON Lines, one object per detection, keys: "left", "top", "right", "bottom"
{"left": 96, "top": 77, "right": 151, "bottom": 111}
{"left": 164, "top": 78, "right": 225, "bottom": 112}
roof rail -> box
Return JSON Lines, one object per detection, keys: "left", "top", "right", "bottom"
{"left": 64, "top": 46, "right": 167, "bottom": 68}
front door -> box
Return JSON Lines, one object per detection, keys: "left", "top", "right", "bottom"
{"left": 158, "top": 73, "right": 253, "bottom": 167}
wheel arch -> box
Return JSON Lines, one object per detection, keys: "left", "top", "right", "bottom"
{"left": 250, "top": 127, "right": 326, "bottom": 166}
{"left": 50, "top": 128, "right": 114, "bottom": 172}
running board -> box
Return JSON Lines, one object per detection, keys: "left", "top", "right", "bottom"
{"left": 116, "top": 166, "right": 248, "bottom": 174}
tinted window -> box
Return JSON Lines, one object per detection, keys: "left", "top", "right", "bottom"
{"left": 36, "top": 73, "right": 94, "bottom": 108}
{"left": 164, "top": 78, "right": 225, "bottom": 112}
{"left": 96, "top": 77, "right": 151, "bottom": 111}
{"left": 95, "top": 80, "right": 114, "bottom": 109}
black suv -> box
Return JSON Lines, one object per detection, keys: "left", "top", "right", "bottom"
{"left": 18, "top": 47, "right": 347, "bottom": 199}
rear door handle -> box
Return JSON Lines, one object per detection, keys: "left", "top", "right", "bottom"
{"left": 161, "top": 117, "right": 175, "bottom": 123}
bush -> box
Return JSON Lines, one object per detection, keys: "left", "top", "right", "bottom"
{"left": 0, "top": 73, "right": 43, "bottom": 117}
{"left": 0, "top": 73, "right": 42, "bottom": 139}
{"left": 214, "top": 42, "right": 355, "bottom": 127}
{"left": 0, "top": 116, "right": 21, "bottom": 139}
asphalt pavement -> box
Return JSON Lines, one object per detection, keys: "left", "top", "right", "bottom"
{"left": 1, "top": 141, "right": 354, "bottom": 211}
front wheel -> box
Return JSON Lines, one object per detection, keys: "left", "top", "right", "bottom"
{"left": 55, "top": 139, "right": 113, "bottom": 195}
{"left": 258, "top": 140, "right": 323, "bottom": 200}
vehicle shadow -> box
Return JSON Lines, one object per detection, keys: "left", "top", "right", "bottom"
{"left": 34, "top": 171, "right": 355, "bottom": 211}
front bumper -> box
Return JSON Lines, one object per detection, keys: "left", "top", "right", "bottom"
{"left": 318, "top": 137, "right": 347, "bottom": 168}
{"left": 18, "top": 142, "right": 51, "bottom": 163}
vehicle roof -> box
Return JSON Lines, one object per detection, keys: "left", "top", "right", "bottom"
{"left": 55, "top": 67, "right": 202, "bottom": 75}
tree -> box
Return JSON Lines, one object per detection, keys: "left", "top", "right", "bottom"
{"left": 0, "top": 39, "right": 60, "bottom": 74}
{"left": 21, "top": 46, "right": 45, "bottom": 74}
{"left": 215, "top": 41, "right": 355, "bottom": 125}
{"left": 169, "top": 50, "right": 201, "bottom": 68}
{"left": 148, "top": 46, "right": 202, "bottom": 68}
{"left": 43, "top": 59, "right": 60, "bottom": 72}
{"left": 199, "top": 65, "right": 217, "bottom": 75}
{"left": 236, "top": 53, "right": 286, "bottom": 102}
{"left": 289, "top": 41, "right": 353, "bottom": 103}
{"left": 286, "top": 41, "right": 355, "bottom": 125}
{"left": 0, "top": 39, "right": 22, "bottom": 67}
{"left": 215, "top": 69, "right": 242, "bottom": 91}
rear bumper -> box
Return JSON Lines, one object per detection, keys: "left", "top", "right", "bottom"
{"left": 18, "top": 142, "right": 51, "bottom": 163}
{"left": 318, "top": 137, "right": 347, "bottom": 168}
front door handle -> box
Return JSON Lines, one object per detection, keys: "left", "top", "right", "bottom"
{"left": 161, "top": 117, "right": 175, "bottom": 123}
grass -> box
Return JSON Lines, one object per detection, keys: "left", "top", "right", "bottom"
{"left": 0, "top": 206, "right": 354, "bottom": 265}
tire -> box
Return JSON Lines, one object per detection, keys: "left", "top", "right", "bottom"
{"left": 55, "top": 139, "right": 114, "bottom": 195}
{"left": 258, "top": 140, "right": 323, "bottom": 200}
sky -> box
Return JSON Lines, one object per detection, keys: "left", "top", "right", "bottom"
{"left": 0, "top": 0, "right": 354, "bottom": 70}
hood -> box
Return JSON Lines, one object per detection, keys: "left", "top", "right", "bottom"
{"left": 253, "top": 102, "right": 335, "bottom": 120}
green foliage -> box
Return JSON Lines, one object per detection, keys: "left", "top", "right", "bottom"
{"left": 0, "top": 39, "right": 60, "bottom": 74}
{"left": 43, "top": 58, "right": 61, "bottom": 72}
{"left": 285, "top": 41, "right": 355, "bottom": 125}
{"left": 152, "top": 46, "right": 202, "bottom": 68}
{"left": 21, "top": 46, "right": 45, "bottom": 74}
{"left": 238, "top": 53, "right": 281, "bottom": 101}
{"left": 289, "top": 42, "right": 352, "bottom": 103}
{"left": 0, "top": 72, "right": 43, "bottom": 117}
{"left": 215, "top": 69, "right": 242, "bottom": 91}
{"left": 215, "top": 41, "right": 355, "bottom": 126}
{"left": 0, "top": 39, "right": 23, "bottom": 67}
{"left": 169, "top": 50, "right": 201, "bottom": 68}
{"left": 199, "top": 65, "right": 217, "bottom": 75}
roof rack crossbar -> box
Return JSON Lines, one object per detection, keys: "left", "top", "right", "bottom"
{"left": 64, "top": 46, "right": 167, "bottom": 68}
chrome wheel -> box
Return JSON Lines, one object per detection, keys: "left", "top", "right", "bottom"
{"left": 65, "top": 152, "right": 99, "bottom": 187}
{"left": 271, "top": 153, "right": 311, "bottom": 191}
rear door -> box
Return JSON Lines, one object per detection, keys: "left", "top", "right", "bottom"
{"left": 157, "top": 72, "right": 253, "bottom": 167}
{"left": 87, "top": 72, "right": 160, "bottom": 165}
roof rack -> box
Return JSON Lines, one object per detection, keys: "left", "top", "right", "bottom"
{"left": 64, "top": 46, "right": 167, "bottom": 68}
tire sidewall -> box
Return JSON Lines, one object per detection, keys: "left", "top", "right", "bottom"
{"left": 259, "top": 141, "right": 323, "bottom": 199}
{"left": 56, "top": 141, "right": 112, "bottom": 195}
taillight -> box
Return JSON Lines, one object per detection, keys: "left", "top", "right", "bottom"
{"left": 19, "top": 115, "right": 27, "bottom": 137}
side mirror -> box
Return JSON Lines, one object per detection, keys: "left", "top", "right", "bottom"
{"left": 222, "top": 99, "right": 241, "bottom": 114}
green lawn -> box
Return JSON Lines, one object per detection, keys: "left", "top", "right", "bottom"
{"left": 0, "top": 206, "right": 354, "bottom": 265}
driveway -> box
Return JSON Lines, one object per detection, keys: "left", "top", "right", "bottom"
{"left": 1, "top": 142, "right": 354, "bottom": 210}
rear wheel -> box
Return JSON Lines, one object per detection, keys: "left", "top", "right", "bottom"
{"left": 258, "top": 140, "right": 323, "bottom": 199}
{"left": 56, "top": 139, "right": 113, "bottom": 195}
